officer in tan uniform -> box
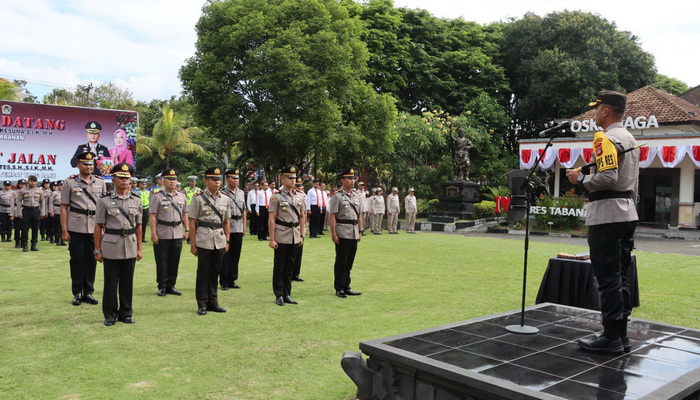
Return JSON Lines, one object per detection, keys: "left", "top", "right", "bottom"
{"left": 330, "top": 168, "right": 364, "bottom": 298}
{"left": 12, "top": 179, "right": 26, "bottom": 248}
{"left": 268, "top": 166, "right": 306, "bottom": 306}
{"left": 566, "top": 91, "right": 640, "bottom": 354}
{"left": 40, "top": 178, "right": 52, "bottom": 241}
{"left": 369, "top": 188, "right": 385, "bottom": 234}
{"left": 220, "top": 167, "right": 247, "bottom": 290}
{"left": 49, "top": 181, "right": 66, "bottom": 245}
{"left": 0, "top": 181, "right": 14, "bottom": 242}
{"left": 188, "top": 167, "right": 231, "bottom": 315}
{"left": 356, "top": 182, "right": 369, "bottom": 236}
{"left": 292, "top": 177, "right": 306, "bottom": 282}
{"left": 150, "top": 169, "right": 189, "bottom": 297}
{"left": 16, "top": 175, "right": 46, "bottom": 252}
{"left": 386, "top": 187, "right": 400, "bottom": 234}
{"left": 404, "top": 188, "right": 417, "bottom": 233}
{"left": 94, "top": 163, "right": 143, "bottom": 326}
{"left": 61, "top": 151, "right": 107, "bottom": 306}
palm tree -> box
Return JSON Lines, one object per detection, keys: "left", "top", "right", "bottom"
{"left": 137, "top": 105, "right": 205, "bottom": 168}
{"left": 0, "top": 79, "right": 20, "bottom": 101}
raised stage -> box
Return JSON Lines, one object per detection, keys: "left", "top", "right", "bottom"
{"left": 342, "top": 304, "right": 700, "bottom": 400}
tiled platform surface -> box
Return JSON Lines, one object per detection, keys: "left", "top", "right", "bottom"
{"left": 359, "top": 304, "right": 700, "bottom": 399}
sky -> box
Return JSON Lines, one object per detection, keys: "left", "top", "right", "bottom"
{"left": 2, "top": 0, "right": 698, "bottom": 103}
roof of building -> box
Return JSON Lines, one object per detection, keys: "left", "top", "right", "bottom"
{"left": 572, "top": 85, "right": 700, "bottom": 125}
{"left": 680, "top": 85, "right": 700, "bottom": 108}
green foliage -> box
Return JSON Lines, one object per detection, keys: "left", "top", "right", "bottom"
{"left": 473, "top": 200, "right": 497, "bottom": 219}
{"left": 654, "top": 74, "right": 690, "bottom": 95}
{"left": 416, "top": 198, "right": 440, "bottom": 217}
{"left": 0, "top": 79, "right": 20, "bottom": 101}
{"left": 481, "top": 185, "right": 509, "bottom": 201}
{"left": 500, "top": 11, "right": 657, "bottom": 150}
{"left": 533, "top": 190, "right": 587, "bottom": 231}
{"left": 43, "top": 82, "right": 135, "bottom": 110}
{"left": 138, "top": 105, "right": 206, "bottom": 169}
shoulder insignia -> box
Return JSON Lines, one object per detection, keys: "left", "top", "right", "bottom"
{"left": 100, "top": 192, "right": 111, "bottom": 198}
{"left": 68, "top": 174, "right": 78, "bottom": 179}
{"left": 194, "top": 191, "right": 203, "bottom": 196}
{"left": 94, "top": 175, "right": 105, "bottom": 180}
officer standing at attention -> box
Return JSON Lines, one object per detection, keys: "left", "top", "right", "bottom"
{"left": 184, "top": 176, "right": 201, "bottom": 207}
{"left": 246, "top": 182, "right": 259, "bottom": 236}
{"left": 17, "top": 175, "right": 46, "bottom": 252}
{"left": 291, "top": 177, "right": 306, "bottom": 282}
{"left": 305, "top": 179, "right": 322, "bottom": 238}
{"left": 189, "top": 167, "right": 231, "bottom": 315}
{"left": 356, "top": 181, "right": 369, "bottom": 236}
{"left": 61, "top": 152, "right": 107, "bottom": 306}
{"left": 330, "top": 168, "right": 364, "bottom": 298}
{"left": 0, "top": 181, "right": 14, "bottom": 242}
{"left": 369, "top": 188, "right": 385, "bottom": 234}
{"left": 12, "top": 179, "right": 26, "bottom": 248}
{"left": 49, "top": 181, "right": 67, "bottom": 245}
{"left": 137, "top": 179, "right": 151, "bottom": 243}
{"left": 150, "top": 169, "right": 189, "bottom": 297}
{"left": 94, "top": 163, "right": 143, "bottom": 326}
{"left": 269, "top": 166, "right": 306, "bottom": 306}
{"left": 256, "top": 181, "right": 271, "bottom": 241}
{"left": 220, "top": 167, "right": 247, "bottom": 290}
{"left": 566, "top": 91, "right": 640, "bottom": 354}
{"left": 404, "top": 188, "right": 417, "bottom": 234}
{"left": 40, "top": 179, "right": 52, "bottom": 241}
{"left": 386, "top": 187, "right": 400, "bottom": 234}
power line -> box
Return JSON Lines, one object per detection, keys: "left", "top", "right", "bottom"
{"left": 0, "top": 73, "right": 78, "bottom": 89}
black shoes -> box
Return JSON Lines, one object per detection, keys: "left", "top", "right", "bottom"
{"left": 72, "top": 293, "right": 82, "bottom": 306}
{"left": 221, "top": 285, "right": 229, "bottom": 291}
{"left": 578, "top": 333, "right": 624, "bottom": 355}
{"left": 22, "top": 246, "right": 28, "bottom": 252}
{"left": 275, "top": 297, "right": 285, "bottom": 306}
{"left": 158, "top": 289, "right": 167, "bottom": 296}
{"left": 84, "top": 294, "right": 99, "bottom": 305}
{"left": 336, "top": 290, "right": 347, "bottom": 298}
{"left": 283, "top": 295, "right": 298, "bottom": 304}
{"left": 30, "top": 245, "right": 39, "bottom": 251}
{"left": 292, "top": 276, "right": 304, "bottom": 282}
{"left": 622, "top": 336, "right": 631, "bottom": 353}
{"left": 104, "top": 319, "right": 116, "bottom": 326}
{"left": 345, "top": 289, "right": 362, "bottom": 296}
{"left": 207, "top": 305, "right": 227, "bottom": 313}
{"left": 118, "top": 316, "right": 136, "bottom": 324}
{"left": 166, "top": 287, "right": 182, "bottom": 296}
{"left": 230, "top": 283, "right": 241, "bottom": 289}
{"left": 197, "top": 307, "right": 207, "bottom": 315}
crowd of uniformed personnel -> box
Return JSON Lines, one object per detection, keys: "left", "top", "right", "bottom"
{"left": 0, "top": 160, "right": 420, "bottom": 325}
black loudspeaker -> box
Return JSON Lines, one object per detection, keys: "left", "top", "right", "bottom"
{"left": 506, "top": 170, "right": 529, "bottom": 223}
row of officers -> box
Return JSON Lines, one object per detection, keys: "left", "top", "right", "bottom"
{"left": 2, "top": 153, "right": 376, "bottom": 326}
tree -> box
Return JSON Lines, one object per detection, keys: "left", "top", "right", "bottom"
{"left": 138, "top": 105, "right": 206, "bottom": 169}
{"left": 654, "top": 74, "right": 690, "bottom": 95}
{"left": 0, "top": 78, "right": 20, "bottom": 101}
{"left": 43, "top": 82, "right": 135, "bottom": 110}
{"left": 500, "top": 11, "right": 657, "bottom": 149}
{"left": 180, "top": 0, "right": 397, "bottom": 174}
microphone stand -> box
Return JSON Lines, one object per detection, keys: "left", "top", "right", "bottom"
{"left": 506, "top": 129, "right": 560, "bottom": 335}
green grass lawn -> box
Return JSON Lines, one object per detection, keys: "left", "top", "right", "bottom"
{"left": 1, "top": 232, "right": 698, "bottom": 399}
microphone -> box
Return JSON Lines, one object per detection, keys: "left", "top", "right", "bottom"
{"left": 538, "top": 121, "right": 574, "bottom": 137}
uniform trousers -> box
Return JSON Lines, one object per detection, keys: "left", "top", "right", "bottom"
{"left": 309, "top": 205, "right": 321, "bottom": 236}
{"left": 387, "top": 212, "right": 398, "bottom": 233}
{"left": 321, "top": 207, "right": 328, "bottom": 231}
{"left": 371, "top": 213, "right": 384, "bottom": 233}
{"left": 334, "top": 238, "right": 358, "bottom": 291}
{"left": 273, "top": 243, "right": 298, "bottom": 298}
{"left": 220, "top": 232, "right": 243, "bottom": 287}
{"left": 21, "top": 207, "right": 40, "bottom": 245}
{"left": 40, "top": 214, "right": 48, "bottom": 238}
{"left": 249, "top": 205, "right": 258, "bottom": 235}
{"left": 68, "top": 231, "right": 98, "bottom": 296}
{"left": 154, "top": 238, "right": 182, "bottom": 290}
{"left": 102, "top": 258, "right": 136, "bottom": 320}
{"left": 196, "top": 247, "right": 224, "bottom": 308}
{"left": 361, "top": 211, "right": 369, "bottom": 232}
{"left": 405, "top": 212, "right": 416, "bottom": 232}
{"left": 141, "top": 209, "right": 150, "bottom": 240}
{"left": 14, "top": 218, "right": 22, "bottom": 244}
{"left": 0, "top": 212, "right": 11, "bottom": 240}
{"left": 257, "top": 208, "right": 269, "bottom": 240}
{"left": 292, "top": 243, "right": 303, "bottom": 278}
{"left": 51, "top": 214, "right": 62, "bottom": 241}
{"left": 588, "top": 221, "right": 637, "bottom": 335}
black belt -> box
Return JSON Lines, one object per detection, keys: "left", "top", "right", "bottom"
{"left": 198, "top": 221, "right": 223, "bottom": 229}
{"left": 589, "top": 191, "right": 632, "bottom": 202}
{"left": 70, "top": 206, "right": 96, "bottom": 216}
{"left": 0, "top": 203, "right": 10, "bottom": 207}
{"left": 157, "top": 219, "right": 182, "bottom": 227}
{"left": 275, "top": 219, "right": 299, "bottom": 228}
{"left": 337, "top": 219, "right": 358, "bottom": 225}
{"left": 105, "top": 228, "right": 136, "bottom": 236}
{"left": 231, "top": 215, "right": 242, "bottom": 220}
{"left": 53, "top": 203, "right": 61, "bottom": 206}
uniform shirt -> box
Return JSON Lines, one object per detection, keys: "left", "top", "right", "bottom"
{"left": 61, "top": 175, "right": 107, "bottom": 234}
{"left": 329, "top": 189, "right": 364, "bottom": 240}
{"left": 581, "top": 122, "right": 640, "bottom": 226}
{"left": 356, "top": 190, "right": 369, "bottom": 213}
{"left": 370, "top": 195, "right": 385, "bottom": 213}
{"left": 255, "top": 188, "right": 272, "bottom": 213}
{"left": 404, "top": 194, "right": 417, "bottom": 213}
{"left": 269, "top": 188, "right": 305, "bottom": 245}
{"left": 49, "top": 190, "right": 62, "bottom": 215}
{"left": 95, "top": 191, "right": 142, "bottom": 260}
{"left": 0, "top": 189, "right": 14, "bottom": 214}
{"left": 42, "top": 187, "right": 52, "bottom": 212}
{"left": 149, "top": 190, "right": 187, "bottom": 240}
{"left": 386, "top": 193, "right": 400, "bottom": 213}
{"left": 222, "top": 186, "right": 246, "bottom": 233}
{"left": 304, "top": 187, "right": 324, "bottom": 209}
{"left": 246, "top": 189, "right": 257, "bottom": 210}
{"left": 188, "top": 189, "right": 231, "bottom": 250}
{"left": 17, "top": 186, "right": 47, "bottom": 216}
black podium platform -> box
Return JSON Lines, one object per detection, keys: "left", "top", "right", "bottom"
{"left": 343, "top": 304, "right": 700, "bottom": 400}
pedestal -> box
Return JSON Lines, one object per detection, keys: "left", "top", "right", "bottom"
{"left": 430, "top": 180, "right": 480, "bottom": 220}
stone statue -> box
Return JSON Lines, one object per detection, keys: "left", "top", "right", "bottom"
{"left": 451, "top": 128, "right": 472, "bottom": 181}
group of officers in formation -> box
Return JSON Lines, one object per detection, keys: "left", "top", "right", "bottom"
{"left": 0, "top": 154, "right": 419, "bottom": 326}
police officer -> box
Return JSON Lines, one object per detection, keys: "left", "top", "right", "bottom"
{"left": 70, "top": 121, "right": 110, "bottom": 168}
{"left": 269, "top": 166, "right": 306, "bottom": 306}
{"left": 40, "top": 179, "right": 52, "bottom": 241}
{"left": 356, "top": 181, "right": 369, "bottom": 236}
{"left": 404, "top": 188, "right": 417, "bottom": 233}
{"left": 188, "top": 167, "right": 231, "bottom": 315}
{"left": 566, "top": 91, "right": 640, "bottom": 354}
{"left": 49, "top": 181, "right": 66, "bottom": 245}
{"left": 136, "top": 179, "right": 151, "bottom": 243}
{"left": 330, "top": 168, "right": 364, "bottom": 298}
{"left": 61, "top": 151, "right": 107, "bottom": 306}
{"left": 94, "top": 163, "right": 143, "bottom": 326}
{"left": 247, "top": 182, "right": 259, "bottom": 235}
{"left": 386, "top": 187, "right": 400, "bottom": 234}
{"left": 12, "top": 179, "right": 26, "bottom": 248}
{"left": 150, "top": 169, "right": 189, "bottom": 297}
{"left": 292, "top": 177, "right": 306, "bottom": 282}
{"left": 305, "top": 179, "right": 322, "bottom": 238}
{"left": 220, "top": 167, "right": 246, "bottom": 290}
{"left": 184, "top": 176, "right": 200, "bottom": 206}
{"left": 0, "top": 181, "right": 14, "bottom": 242}
{"left": 369, "top": 188, "right": 385, "bottom": 234}
{"left": 17, "top": 175, "right": 46, "bottom": 252}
